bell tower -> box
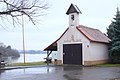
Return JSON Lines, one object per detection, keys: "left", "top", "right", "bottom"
{"left": 66, "top": 4, "right": 82, "bottom": 27}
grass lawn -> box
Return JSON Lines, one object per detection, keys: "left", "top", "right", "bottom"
{"left": 7, "top": 61, "right": 46, "bottom": 67}
{"left": 6, "top": 62, "right": 120, "bottom": 67}
{"left": 95, "top": 64, "right": 120, "bottom": 67}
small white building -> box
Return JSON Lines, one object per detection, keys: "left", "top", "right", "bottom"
{"left": 44, "top": 4, "right": 111, "bottom": 66}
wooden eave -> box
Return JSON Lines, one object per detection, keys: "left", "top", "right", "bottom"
{"left": 44, "top": 28, "right": 69, "bottom": 51}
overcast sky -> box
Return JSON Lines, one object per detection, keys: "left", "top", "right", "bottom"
{"left": 0, "top": 0, "right": 119, "bottom": 50}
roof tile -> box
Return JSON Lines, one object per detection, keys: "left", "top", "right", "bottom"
{"left": 44, "top": 25, "right": 111, "bottom": 51}
{"left": 77, "top": 25, "right": 111, "bottom": 43}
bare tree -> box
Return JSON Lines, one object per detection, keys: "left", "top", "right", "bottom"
{"left": 0, "top": 0, "right": 49, "bottom": 27}
{"left": 0, "top": 0, "right": 49, "bottom": 63}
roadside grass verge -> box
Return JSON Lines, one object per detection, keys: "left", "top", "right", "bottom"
{"left": 6, "top": 62, "right": 120, "bottom": 67}
{"left": 95, "top": 64, "right": 120, "bottom": 67}
{"left": 7, "top": 61, "right": 46, "bottom": 67}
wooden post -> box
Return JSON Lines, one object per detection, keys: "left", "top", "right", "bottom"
{"left": 46, "top": 51, "right": 52, "bottom": 65}
{"left": 0, "top": 53, "right": 2, "bottom": 68}
{"left": 47, "top": 51, "right": 49, "bottom": 65}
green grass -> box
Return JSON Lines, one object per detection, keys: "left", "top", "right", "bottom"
{"left": 7, "top": 61, "right": 46, "bottom": 67}
{"left": 7, "top": 62, "right": 120, "bottom": 67}
{"left": 95, "top": 64, "right": 120, "bottom": 67}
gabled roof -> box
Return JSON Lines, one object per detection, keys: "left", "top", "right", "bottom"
{"left": 44, "top": 25, "right": 111, "bottom": 51}
{"left": 76, "top": 25, "right": 111, "bottom": 43}
{"left": 66, "top": 3, "right": 82, "bottom": 15}
{"left": 44, "top": 28, "right": 69, "bottom": 51}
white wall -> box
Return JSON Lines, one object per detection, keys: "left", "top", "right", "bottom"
{"left": 51, "top": 51, "right": 58, "bottom": 61}
{"left": 57, "top": 26, "right": 90, "bottom": 64}
{"left": 89, "top": 42, "right": 108, "bottom": 61}
{"left": 56, "top": 26, "right": 109, "bottom": 65}
{"left": 69, "top": 13, "right": 79, "bottom": 27}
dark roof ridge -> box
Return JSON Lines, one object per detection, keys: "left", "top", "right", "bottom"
{"left": 66, "top": 3, "right": 82, "bottom": 15}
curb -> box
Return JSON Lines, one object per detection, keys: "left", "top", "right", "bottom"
{"left": 0, "top": 65, "right": 55, "bottom": 70}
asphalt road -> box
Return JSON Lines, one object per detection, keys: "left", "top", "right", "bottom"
{"left": 0, "top": 66, "right": 120, "bottom": 80}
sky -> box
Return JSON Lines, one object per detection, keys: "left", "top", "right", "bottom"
{"left": 0, "top": 0, "right": 119, "bottom": 50}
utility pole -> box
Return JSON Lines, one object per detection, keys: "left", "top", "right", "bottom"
{"left": 22, "top": 1, "right": 26, "bottom": 64}
{"left": 22, "top": 14, "right": 26, "bottom": 64}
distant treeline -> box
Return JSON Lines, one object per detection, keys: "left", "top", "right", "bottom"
{"left": 18, "top": 50, "right": 46, "bottom": 54}
{"left": 0, "top": 43, "right": 20, "bottom": 58}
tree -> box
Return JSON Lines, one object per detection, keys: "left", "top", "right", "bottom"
{"left": 0, "top": 0, "right": 49, "bottom": 27}
{"left": 107, "top": 7, "right": 120, "bottom": 63}
{"left": 0, "top": 44, "right": 20, "bottom": 58}
{"left": 0, "top": 0, "right": 49, "bottom": 63}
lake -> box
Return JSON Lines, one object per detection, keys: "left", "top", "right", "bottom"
{"left": 4, "top": 51, "right": 58, "bottom": 63}
{"left": 10, "top": 54, "right": 49, "bottom": 63}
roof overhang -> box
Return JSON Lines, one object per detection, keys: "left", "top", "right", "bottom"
{"left": 44, "top": 41, "right": 57, "bottom": 51}
{"left": 44, "top": 28, "right": 69, "bottom": 51}
{"left": 44, "top": 25, "right": 111, "bottom": 51}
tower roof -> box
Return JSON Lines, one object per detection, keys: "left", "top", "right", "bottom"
{"left": 66, "top": 3, "right": 82, "bottom": 15}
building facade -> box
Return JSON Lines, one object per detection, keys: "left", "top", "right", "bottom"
{"left": 44, "top": 4, "right": 110, "bottom": 66}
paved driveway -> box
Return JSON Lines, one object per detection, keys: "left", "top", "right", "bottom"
{"left": 0, "top": 66, "right": 120, "bottom": 80}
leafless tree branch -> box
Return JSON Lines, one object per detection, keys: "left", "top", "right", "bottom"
{"left": 0, "top": 0, "right": 49, "bottom": 28}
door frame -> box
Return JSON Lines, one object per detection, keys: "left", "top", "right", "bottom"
{"left": 63, "top": 43, "right": 83, "bottom": 65}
